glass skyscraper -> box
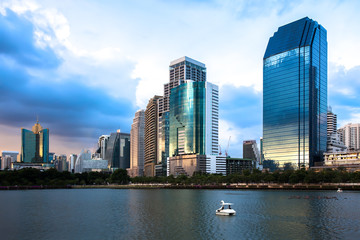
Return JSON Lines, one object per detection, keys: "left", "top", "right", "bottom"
{"left": 169, "top": 81, "right": 206, "bottom": 157}
{"left": 263, "top": 17, "right": 327, "bottom": 169}
{"left": 105, "top": 131, "right": 130, "bottom": 169}
{"left": 21, "top": 121, "right": 49, "bottom": 163}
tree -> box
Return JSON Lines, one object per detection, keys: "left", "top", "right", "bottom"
{"left": 110, "top": 169, "right": 130, "bottom": 184}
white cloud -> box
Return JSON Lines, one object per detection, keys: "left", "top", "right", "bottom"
{"left": 2, "top": 0, "right": 360, "bottom": 155}
{"left": 219, "top": 119, "right": 262, "bottom": 157}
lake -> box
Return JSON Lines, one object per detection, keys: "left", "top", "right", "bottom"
{"left": 0, "top": 189, "right": 359, "bottom": 239}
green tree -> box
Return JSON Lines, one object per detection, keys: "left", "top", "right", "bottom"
{"left": 110, "top": 169, "right": 130, "bottom": 184}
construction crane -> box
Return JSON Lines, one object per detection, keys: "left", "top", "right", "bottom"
{"left": 225, "top": 136, "right": 231, "bottom": 157}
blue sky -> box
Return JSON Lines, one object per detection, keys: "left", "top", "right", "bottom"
{"left": 0, "top": 0, "right": 360, "bottom": 157}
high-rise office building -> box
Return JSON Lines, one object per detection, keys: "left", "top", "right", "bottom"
{"left": 156, "top": 57, "right": 208, "bottom": 175}
{"left": 21, "top": 120, "right": 49, "bottom": 163}
{"left": 169, "top": 81, "right": 218, "bottom": 157}
{"left": 128, "top": 109, "right": 145, "bottom": 177}
{"left": 167, "top": 57, "right": 222, "bottom": 176}
{"left": 263, "top": 17, "right": 327, "bottom": 169}
{"left": 105, "top": 130, "right": 130, "bottom": 170}
{"left": 144, "top": 96, "right": 162, "bottom": 176}
{"left": 327, "top": 107, "right": 337, "bottom": 136}
{"left": 337, "top": 123, "right": 360, "bottom": 151}
{"left": 162, "top": 56, "right": 206, "bottom": 113}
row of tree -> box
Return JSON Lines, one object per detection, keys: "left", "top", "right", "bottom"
{"left": 0, "top": 168, "right": 130, "bottom": 186}
{"left": 1, "top": 168, "right": 360, "bottom": 186}
{"left": 131, "top": 169, "right": 360, "bottom": 185}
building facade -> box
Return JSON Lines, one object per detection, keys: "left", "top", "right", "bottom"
{"left": 155, "top": 57, "right": 208, "bottom": 176}
{"left": 337, "top": 123, "right": 360, "bottom": 151}
{"left": 163, "top": 56, "right": 206, "bottom": 113}
{"left": 226, "top": 157, "right": 256, "bottom": 175}
{"left": 327, "top": 107, "right": 337, "bottom": 136}
{"left": 144, "top": 96, "right": 162, "bottom": 176}
{"left": 105, "top": 131, "right": 130, "bottom": 170}
{"left": 128, "top": 109, "right": 145, "bottom": 177}
{"left": 1, "top": 151, "right": 19, "bottom": 170}
{"left": 263, "top": 17, "right": 327, "bottom": 169}
{"left": 322, "top": 151, "right": 360, "bottom": 171}
{"left": 21, "top": 120, "right": 49, "bottom": 163}
{"left": 243, "top": 140, "right": 260, "bottom": 162}
{"left": 167, "top": 58, "right": 221, "bottom": 176}
{"left": 97, "top": 135, "right": 110, "bottom": 160}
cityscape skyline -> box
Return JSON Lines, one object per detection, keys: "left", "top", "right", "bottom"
{"left": 1, "top": 0, "right": 360, "bottom": 158}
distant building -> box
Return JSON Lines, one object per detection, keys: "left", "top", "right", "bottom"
{"left": 54, "top": 154, "right": 68, "bottom": 172}
{"left": 226, "top": 157, "right": 256, "bottom": 175}
{"left": 49, "top": 152, "right": 55, "bottom": 163}
{"left": 263, "top": 17, "right": 327, "bottom": 169}
{"left": 12, "top": 162, "right": 54, "bottom": 170}
{"left": 21, "top": 120, "right": 49, "bottom": 163}
{"left": 327, "top": 134, "right": 347, "bottom": 153}
{"left": 1, "top": 151, "right": 19, "bottom": 170}
{"left": 327, "top": 107, "right": 337, "bottom": 136}
{"left": 105, "top": 130, "right": 130, "bottom": 170}
{"left": 337, "top": 123, "right": 360, "bottom": 151}
{"left": 69, "top": 154, "right": 77, "bottom": 173}
{"left": 144, "top": 96, "right": 162, "bottom": 176}
{"left": 97, "top": 135, "right": 110, "bottom": 160}
{"left": 310, "top": 151, "right": 360, "bottom": 172}
{"left": 127, "top": 109, "right": 145, "bottom": 177}
{"left": 75, "top": 149, "right": 108, "bottom": 173}
{"left": 243, "top": 140, "right": 260, "bottom": 162}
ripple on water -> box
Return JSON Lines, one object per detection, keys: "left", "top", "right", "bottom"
{"left": 0, "top": 189, "right": 360, "bottom": 240}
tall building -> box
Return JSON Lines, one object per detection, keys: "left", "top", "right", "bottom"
{"left": 155, "top": 57, "right": 208, "bottom": 176}
{"left": 169, "top": 81, "right": 218, "bottom": 157}
{"left": 327, "top": 107, "right": 337, "bottom": 136}
{"left": 326, "top": 107, "right": 345, "bottom": 152}
{"left": 54, "top": 154, "right": 68, "bottom": 172}
{"left": 167, "top": 57, "right": 222, "bottom": 176}
{"left": 69, "top": 154, "right": 77, "bottom": 173}
{"left": 105, "top": 130, "right": 130, "bottom": 170}
{"left": 163, "top": 56, "right": 206, "bottom": 113}
{"left": 263, "top": 17, "right": 327, "bottom": 169}
{"left": 243, "top": 140, "right": 260, "bottom": 162}
{"left": 97, "top": 135, "right": 110, "bottom": 160}
{"left": 21, "top": 120, "right": 49, "bottom": 163}
{"left": 337, "top": 123, "right": 360, "bottom": 150}
{"left": 128, "top": 109, "right": 145, "bottom": 177}
{"left": 144, "top": 96, "right": 162, "bottom": 176}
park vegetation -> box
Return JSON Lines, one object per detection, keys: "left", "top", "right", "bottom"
{"left": 1, "top": 167, "right": 360, "bottom": 187}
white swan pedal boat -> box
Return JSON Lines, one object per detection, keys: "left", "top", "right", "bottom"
{"left": 216, "top": 200, "right": 236, "bottom": 216}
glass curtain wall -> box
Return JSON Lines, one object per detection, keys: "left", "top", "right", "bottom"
{"left": 169, "top": 81, "right": 206, "bottom": 157}
{"left": 263, "top": 17, "right": 327, "bottom": 169}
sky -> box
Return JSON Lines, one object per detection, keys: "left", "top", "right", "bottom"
{"left": 1, "top": 0, "right": 360, "bottom": 158}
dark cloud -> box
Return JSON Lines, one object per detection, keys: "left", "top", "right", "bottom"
{"left": 0, "top": 9, "right": 136, "bottom": 140}
{"left": 0, "top": 9, "right": 61, "bottom": 68}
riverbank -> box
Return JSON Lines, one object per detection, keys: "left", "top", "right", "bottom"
{"left": 74, "top": 183, "right": 360, "bottom": 190}
{"left": 2, "top": 183, "right": 360, "bottom": 190}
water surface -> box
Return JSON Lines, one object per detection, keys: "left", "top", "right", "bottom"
{"left": 0, "top": 189, "right": 359, "bottom": 239}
